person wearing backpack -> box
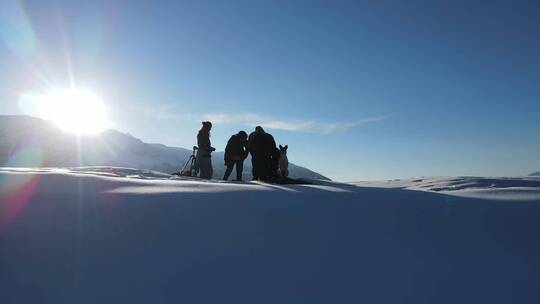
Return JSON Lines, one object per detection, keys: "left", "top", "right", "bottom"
{"left": 248, "top": 126, "right": 277, "bottom": 181}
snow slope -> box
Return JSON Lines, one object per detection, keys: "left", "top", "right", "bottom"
{"left": 1, "top": 168, "right": 540, "bottom": 304}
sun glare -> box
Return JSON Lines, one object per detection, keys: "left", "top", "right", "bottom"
{"left": 37, "top": 89, "right": 108, "bottom": 134}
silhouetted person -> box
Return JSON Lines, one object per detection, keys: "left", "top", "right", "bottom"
{"left": 278, "top": 145, "right": 289, "bottom": 177}
{"left": 269, "top": 146, "right": 280, "bottom": 179}
{"left": 223, "top": 131, "right": 248, "bottom": 181}
{"left": 248, "top": 126, "right": 277, "bottom": 181}
{"left": 196, "top": 121, "right": 215, "bottom": 179}
{"left": 248, "top": 126, "right": 264, "bottom": 180}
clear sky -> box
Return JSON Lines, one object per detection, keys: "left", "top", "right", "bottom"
{"left": 1, "top": 0, "right": 539, "bottom": 180}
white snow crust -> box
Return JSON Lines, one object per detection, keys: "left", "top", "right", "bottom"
{"left": 1, "top": 167, "right": 539, "bottom": 303}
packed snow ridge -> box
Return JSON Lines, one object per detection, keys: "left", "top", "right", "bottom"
{"left": 353, "top": 175, "right": 540, "bottom": 201}
{"left": 1, "top": 166, "right": 539, "bottom": 200}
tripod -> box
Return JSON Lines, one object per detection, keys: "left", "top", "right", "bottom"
{"left": 174, "top": 146, "right": 198, "bottom": 176}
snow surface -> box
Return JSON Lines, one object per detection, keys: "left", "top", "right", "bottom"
{"left": 1, "top": 167, "right": 540, "bottom": 303}
{"left": 353, "top": 176, "right": 540, "bottom": 201}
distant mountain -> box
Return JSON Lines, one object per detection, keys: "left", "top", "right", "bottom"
{"left": 0, "top": 115, "right": 329, "bottom": 180}
{"left": 530, "top": 172, "right": 540, "bottom": 176}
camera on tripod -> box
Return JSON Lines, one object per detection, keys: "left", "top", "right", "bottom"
{"left": 172, "top": 146, "right": 199, "bottom": 177}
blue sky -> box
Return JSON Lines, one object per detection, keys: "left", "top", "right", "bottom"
{"left": 1, "top": 0, "right": 539, "bottom": 180}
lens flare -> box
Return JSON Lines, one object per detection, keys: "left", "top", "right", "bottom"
{"left": 0, "top": 144, "right": 44, "bottom": 234}
{"left": 0, "top": 0, "right": 36, "bottom": 58}
{"left": 18, "top": 89, "right": 109, "bottom": 134}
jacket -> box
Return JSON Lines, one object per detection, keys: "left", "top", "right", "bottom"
{"left": 225, "top": 134, "right": 248, "bottom": 162}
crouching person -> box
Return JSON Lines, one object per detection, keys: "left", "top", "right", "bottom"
{"left": 223, "top": 131, "right": 248, "bottom": 181}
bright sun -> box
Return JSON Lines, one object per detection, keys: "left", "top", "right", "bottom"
{"left": 37, "top": 89, "right": 108, "bottom": 134}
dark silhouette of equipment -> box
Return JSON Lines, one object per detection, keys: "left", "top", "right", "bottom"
{"left": 173, "top": 146, "right": 198, "bottom": 177}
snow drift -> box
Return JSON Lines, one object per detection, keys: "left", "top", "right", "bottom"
{"left": 1, "top": 167, "right": 540, "bottom": 303}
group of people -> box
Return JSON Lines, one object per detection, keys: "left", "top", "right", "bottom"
{"left": 194, "top": 121, "right": 287, "bottom": 181}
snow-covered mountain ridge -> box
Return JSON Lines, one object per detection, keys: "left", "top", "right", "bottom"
{"left": 0, "top": 115, "right": 328, "bottom": 180}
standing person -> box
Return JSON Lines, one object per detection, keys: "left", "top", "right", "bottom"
{"left": 196, "top": 121, "right": 215, "bottom": 179}
{"left": 269, "top": 145, "right": 280, "bottom": 179}
{"left": 248, "top": 126, "right": 265, "bottom": 180}
{"left": 265, "top": 132, "right": 279, "bottom": 180}
{"left": 223, "top": 131, "right": 248, "bottom": 181}
{"left": 248, "top": 126, "right": 277, "bottom": 181}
